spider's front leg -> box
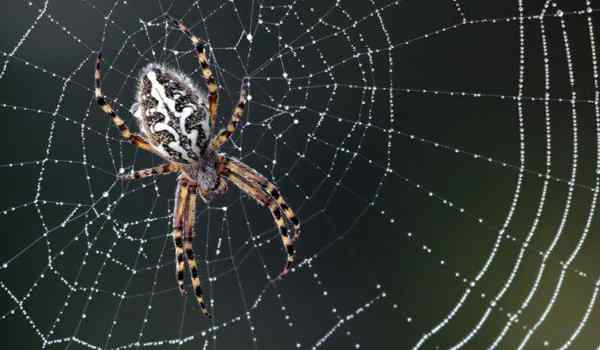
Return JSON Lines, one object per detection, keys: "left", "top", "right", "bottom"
{"left": 172, "top": 179, "right": 189, "bottom": 295}
{"left": 182, "top": 182, "right": 211, "bottom": 317}
{"left": 224, "top": 157, "right": 300, "bottom": 240}
{"left": 172, "top": 179, "right": 211, "bottom": 317}
{"left": 219, "top": 157, "right": 300, "bottom": 280}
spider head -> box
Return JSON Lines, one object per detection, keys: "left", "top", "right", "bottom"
{"left": 193, "top": 150, "right": 225, "bottom": 202}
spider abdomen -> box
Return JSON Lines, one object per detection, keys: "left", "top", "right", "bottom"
{"left": 134, "top": 63, "right": 211, "bottom": 163}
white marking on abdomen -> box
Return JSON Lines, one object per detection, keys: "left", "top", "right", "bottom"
{"left": 146, "top": 71, "right": 195, "bottom": 161}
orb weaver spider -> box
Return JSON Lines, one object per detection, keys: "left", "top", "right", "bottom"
{"left": 94, "top": 18, "right": 300, "bottom": 317}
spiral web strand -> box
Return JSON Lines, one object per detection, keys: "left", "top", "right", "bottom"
{"left": 1, "top": 0, "right": 600, "bottom": 349}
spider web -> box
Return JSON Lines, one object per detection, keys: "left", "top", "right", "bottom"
{"left": 2, "top": 0, "right": 600, "bottom": 348}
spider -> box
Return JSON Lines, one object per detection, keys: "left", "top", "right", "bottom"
{"left": 94, "top": 18, "right": 300, "bottom": 317}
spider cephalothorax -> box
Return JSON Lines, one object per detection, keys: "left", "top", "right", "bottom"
{"left": 183, "top": 150, "right": 225, "bottom": 202}
{"left": 94, "top": 18, "right": 300, "bottom": 317}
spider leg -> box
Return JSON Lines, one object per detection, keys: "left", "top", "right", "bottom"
{"left": 210, "top": 80, "right": 248, "bottom": 150}
{"left": 183, "top": 183, "right": 211, "bottom": 317}
{"left": 172, "top": 18, "right": 219, "bottom": 130}
{"left": 119, "top": 163, "right": 180, "bottom": 181}
{"left": 222, "top": 161, "right": 297, "bottom": 279}
{"left": 95, "top": 53, "right": 161, "bottom": 156}
{"left": 223, "top": 157, "right": 300, "bottom": 241}
{"left": 172, "top": 179, "right": 189, "bottom": 295}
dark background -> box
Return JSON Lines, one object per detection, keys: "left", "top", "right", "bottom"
{"left": 1, "top": 0, "right": 600, "bottom": 349}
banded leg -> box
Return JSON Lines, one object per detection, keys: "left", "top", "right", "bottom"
{"left": 172, "top": 18, "right": 219, "bottom": 130}
{"left": 95, "top": 53, "right": 160, "bottom": 156}
{"left": 172, "top": 179, "right": 190, "bottom": 295}
{"left": 224, "top": 157, "right": 300, "bottom": 241}
{"left": 183, "top": 184, "right": 211, "bottom": 317}
{"left": 119, "top": 163, "right": 180, "bottom": 181}
{"left": 224, "top": 168, "right": 296, "bottom": 279}
{"left": 210, "top": 81, "right": 248, "bottom": 150}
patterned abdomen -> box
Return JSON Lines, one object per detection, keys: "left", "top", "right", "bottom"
{"left": 133, "top": 63, "right": 211, "bottom": 163}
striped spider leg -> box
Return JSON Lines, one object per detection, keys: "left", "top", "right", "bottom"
{"left": 219, "top": 156, "right": 300, "bottom": 280}
{"left": 178, "top": 179, "right": 211, "bottom": 316}
{"left": 172, "top": 18, "right": 219, "bottom": 130}
{"left": 95, "top": 54, "right": 164, "bottom": 158}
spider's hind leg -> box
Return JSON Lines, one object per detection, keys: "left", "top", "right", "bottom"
{"left": 210, "top": 80, "right": 248, "bottom": 150}
{"left": 95, "top": 53, "right": 161, "bottom": 157}
{"left": 171, "top": 18, "right": 219, "bottom": 130}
